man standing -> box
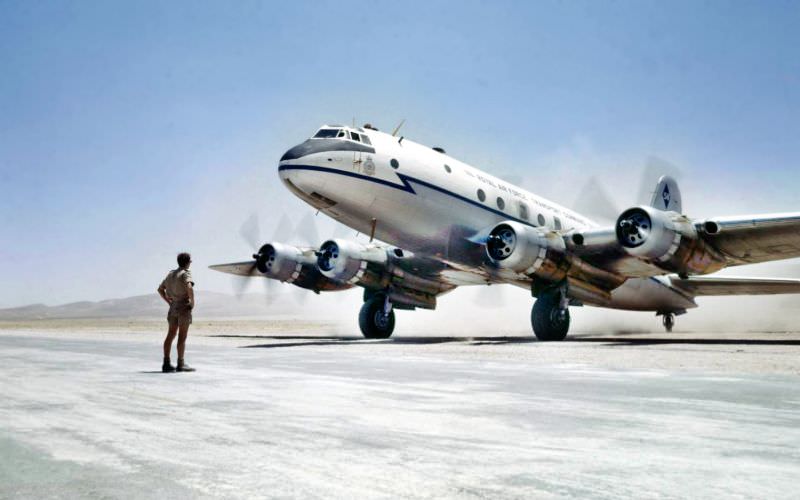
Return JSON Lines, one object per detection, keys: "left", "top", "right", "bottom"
{"left": 157, "top": 252, "right": 196, "bottom": 372}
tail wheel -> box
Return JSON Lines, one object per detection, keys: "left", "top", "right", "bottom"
{"left": 531, "top": 294, "right": 570, "bottom": 341}
{"left": 358, "top": 296, "right": 395, "bottom": 339}
{"left": 662, "top": 313, "right": 675, "bottom": 333}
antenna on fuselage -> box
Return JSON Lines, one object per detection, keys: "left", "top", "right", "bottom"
{"left": 391, "top": 119, "right": 406, "bottom": 137}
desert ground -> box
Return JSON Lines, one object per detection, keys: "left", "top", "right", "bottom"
{"left": 2, "top": 319, "right": 799, "bottom": 499}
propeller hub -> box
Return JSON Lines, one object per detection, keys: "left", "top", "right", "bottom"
{"left": 616, "top": 209, "right": 652, "bottom": 248}
{"left": 316, "top": 241, "right": 339, "bottom": 272}
{"left": 255, "top": 244, "right": 276, "bottom": 274}
{"left": 486, "top": 226, "right": 517, "bottom": 261}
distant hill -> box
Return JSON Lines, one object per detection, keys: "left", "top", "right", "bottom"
{"left": 0, "top": 291, "right": 299, "bottom": 320}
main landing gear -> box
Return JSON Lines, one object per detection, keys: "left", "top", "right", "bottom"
{"left": 531, "top": 290, "right": 570, "bottom": 341}
{"left": 359, "top": 293, "right": 395, "bottom": 339}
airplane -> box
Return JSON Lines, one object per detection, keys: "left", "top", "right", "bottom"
{"left": 211, "top": 123, "right": 800, "bottom": 340}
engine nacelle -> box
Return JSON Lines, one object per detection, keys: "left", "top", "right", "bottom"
{"left": 256, "top": 242, "right": 313, "bottom": 281}
{"left": 255, "top": 242, "right": 351, "bottom": 292}
{"left": 316, "top": 239, "right": 390, "bottom": 288}
{"left": 485, "top": 221, "right": 569, "bottom": 281}
{"left": 615, "top": 206, "right": 726, "bottom": 275}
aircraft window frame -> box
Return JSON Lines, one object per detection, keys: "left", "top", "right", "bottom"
{"left": 519, "top": 202, "right": 529, "bottom": 220}
{"left": 313, "top": 129, "right": 340, "bottom": 139}
{"left": 444, "top": 164, "right": 452, "bottom": 173}
{"left": 361, "top": 135, "right": 372, "bottom": 145}
{"left": 496, "top": 197, "right": 505, "bottom": 210}
{"left": 337, "top": 130, "right": 347, "bottom": 138}
{"left": 537, "top": 214, "right": 546, "bottom": 226}
{"left": 477, "top": 189, "right": 486, "bottom": 202}
{"left": 390, "top": 158, "right": 400, "bottom": 169}
{"left": 350, "top": 132, "right": 361, "bottom": 142}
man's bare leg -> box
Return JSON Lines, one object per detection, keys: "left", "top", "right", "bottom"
{"left": 177, "top": 324, "right": 189, "bottom": 360}
{"left": 176, "top": 324, "right": 195, "bottom": 371}
{"left": 164, "top": 324, "right": 178, "bottom": 358}
{"left": 162, "top": 324, "right": 178, "bottom": 372}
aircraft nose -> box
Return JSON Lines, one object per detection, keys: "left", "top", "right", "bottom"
{"left": 280, "top": 140, "right": 313, "bottom": 162}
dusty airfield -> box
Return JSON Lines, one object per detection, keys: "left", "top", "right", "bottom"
{"left": 2, "top": 319, "right": 799, "bottom": 499}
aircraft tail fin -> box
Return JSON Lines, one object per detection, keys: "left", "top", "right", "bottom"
{"left": 650, "top": 175, "right": 682, "bottom": 213}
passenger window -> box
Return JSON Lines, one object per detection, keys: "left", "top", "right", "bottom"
{"left": 477, "top": 189, "right": 486, "bottom": 202}
{"left": 496, "top": 197, "right": 505, "bottom": 210}
{"left": 444, "top": 164, "right": 452, "bottom": 173}
{"left": 519, "top": 203, "right": 529, "bottom": 220}
{"left": 390, "top": 159, "right": 399, "bottom": 169}
{"left": 361, "top": 135, "right": 372, "bottom": 145}
{"left": 351, "top": 132, "right": 361, "bottom": 142}
{"left": 537, "top": 214, "right": 546, "bottom": 226}
{"left": 554, "top": 217, "right": 562, "bottom": 230}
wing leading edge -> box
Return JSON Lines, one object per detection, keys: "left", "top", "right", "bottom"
{"left": 700, "top": 212, "right": 800, "bottom": 266}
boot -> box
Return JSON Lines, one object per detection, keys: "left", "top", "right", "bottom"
{"left": 176, "top": 359, "right": 196, "bottom": 372}
{"left": 162, "top": 358, "right": 175, "bottom": 373}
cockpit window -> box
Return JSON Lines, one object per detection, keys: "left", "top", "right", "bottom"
{"left": 313, "top": 127, "right": 373, "bottom": 146}
{"left": 313, "top": 128, "right": 340, "bottom": 138}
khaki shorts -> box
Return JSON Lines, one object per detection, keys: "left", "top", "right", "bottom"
{"left": 168, "top": 302, "right": 193, "bottom": 328}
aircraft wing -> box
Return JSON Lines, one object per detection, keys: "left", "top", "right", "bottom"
{"left": 208, "top": 261, "right": 260, "bottom": 277}
{"left": 567, "top": 210, "right": 800, "bottom": 281}
{"left": 669, "top": 275, "right": 800, "bottom": 296}
{"left": 700, "top": 212, "right": 800, "bottom": 266}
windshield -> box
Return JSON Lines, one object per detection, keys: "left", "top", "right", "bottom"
{"left": 313, "top": 128, "right": 340, "bottom": 138}
{"left": 312, "top": 127, "right": 373, "bottom": 146}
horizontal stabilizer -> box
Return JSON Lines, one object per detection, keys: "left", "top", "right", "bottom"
{"left": 669, "top": 275, "right": 800, "bottom": 296}
{"left": 208, "top": 261, "right": 260, "bottom": 277}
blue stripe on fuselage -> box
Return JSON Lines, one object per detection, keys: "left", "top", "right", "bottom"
{"left": 278, "top": 164, "right": 537, "bottom": 228}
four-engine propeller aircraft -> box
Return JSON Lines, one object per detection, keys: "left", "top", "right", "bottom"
{"left": 211, "top": 123, "right": 800, "bottom": 340}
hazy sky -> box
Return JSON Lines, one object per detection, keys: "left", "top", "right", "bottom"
{"left": 2, "top": 0, "right": 800, "bottom": 308}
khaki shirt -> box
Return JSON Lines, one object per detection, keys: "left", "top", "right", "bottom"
{"left": 161, "top": 268, "right": 193, "bottom": 302}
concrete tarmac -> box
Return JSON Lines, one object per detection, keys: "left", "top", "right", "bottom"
{"left": 1, "top": 324, "right": 799, "bottom": 499}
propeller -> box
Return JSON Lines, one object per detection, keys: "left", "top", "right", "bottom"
{"left": 572, "top": 155, "right": 685, "bottom": 224}
{"left": 289, "top": 212, "right": 329, "bottom": 304}
{"left": 234, "top": 212, "right": 298, "bottom": 305}
{"left": 231, "top": 213, "right": 262, "bottom": 299}
{"left": 572, "top": 176, "right": 620, "bottom": 224}
{"left": 295, "top": 212, "right": 320, "bottom": 247}
{"left": 239, "top": 213, "right": 261, "bottom": 251}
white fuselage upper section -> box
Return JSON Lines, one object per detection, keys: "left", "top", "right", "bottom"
{"left": 277, "top": 125, "right": 695, "bottom": 312}
{"left": 279, "top": 127, "right": 593, "bottom": 247}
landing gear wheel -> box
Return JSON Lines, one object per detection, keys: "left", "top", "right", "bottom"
{"left": 662, "top": 313, "right": 675, "bottom": 333}
{"left": 358, "top": 296, "right": 395, "bottom": 339}
{"left": 531, "top": 294, "right": 570, "bottom": 341}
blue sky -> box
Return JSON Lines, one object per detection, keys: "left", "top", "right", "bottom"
{"left": 2, "top": 0, "right": 800, "bottom": 307}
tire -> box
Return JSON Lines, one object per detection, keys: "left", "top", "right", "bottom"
{"left": 358, "top": 296, "right": 395, "bottom": 339}
{"left": 531, "top": 294, "right": 570, "bottom": 341}
{"left": 663, "top": 314, "right": 674, "bottom": 333}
